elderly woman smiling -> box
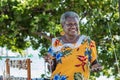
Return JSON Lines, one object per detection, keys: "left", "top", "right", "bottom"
{"left": 44, "top": 11, "right": 102, "bottom": 80}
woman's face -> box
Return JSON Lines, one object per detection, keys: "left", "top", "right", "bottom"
{"left": 62, "top": 17, "right": 79, "bottom": 36}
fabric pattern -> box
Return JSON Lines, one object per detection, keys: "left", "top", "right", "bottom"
{"left": 48, "top": 35, "right": 97, "bottom": 80}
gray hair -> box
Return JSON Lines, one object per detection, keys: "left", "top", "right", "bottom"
{"left": 60, "top": 11, "right": 80, "bottom": 24}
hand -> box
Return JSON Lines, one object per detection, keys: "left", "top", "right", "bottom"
{"left": 91, "top": 63, "right": 102, "bottom": 72}
{"left": 43, "top": 54, "right": 53, "bottom": 65}
{"left": 43, "top": 54, "right": 56, "bottom": 72}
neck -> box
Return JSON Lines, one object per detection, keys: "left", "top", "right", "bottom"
{"left": 62, "top": 34, "right": 80, "bottom": 43}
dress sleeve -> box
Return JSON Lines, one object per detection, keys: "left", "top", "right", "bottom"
{"left": 47, "top": 38, "right": 56, "bottom": 58}
{"left": 90, "top": 40, "right": 97, "bottom": 63}
{"left": 48, "top": 38, "right": 62, "bottom": 57}
{"left": 47, "top": 38, "right": 58, "bottom": 72}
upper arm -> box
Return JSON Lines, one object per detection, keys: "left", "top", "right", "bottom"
{"left": 89, "top": 40, "right": 97, "bottom": 63}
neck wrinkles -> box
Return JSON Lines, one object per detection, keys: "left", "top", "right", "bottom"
{"left": 62, "top": 34, "right": 80, "bottom": 44}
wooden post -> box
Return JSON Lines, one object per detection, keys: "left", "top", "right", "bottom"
{"left": 27, "top": 59, "right": 31, "bottom": 80}
{"left": 6, "top": 59, "right": 10, "bottom": 78}
{"left": 5, "top": 59, "right": 31, "bottom": 80}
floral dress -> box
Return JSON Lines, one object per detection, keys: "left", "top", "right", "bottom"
{"left": 48, "top": 35, "right": 97, "bottom": 80}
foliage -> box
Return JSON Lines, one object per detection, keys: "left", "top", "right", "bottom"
{"left": 0, "top": 0, "right": 120, "bottom": 79}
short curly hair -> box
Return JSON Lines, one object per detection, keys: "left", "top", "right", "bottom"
{"left": 60, "top": 11, "right": 80, "bottom": 24}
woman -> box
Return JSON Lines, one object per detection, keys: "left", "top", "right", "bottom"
{"left": 44, "top": 11, "right": 102, "bottom": 80}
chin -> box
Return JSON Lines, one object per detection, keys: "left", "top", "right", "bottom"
{"left": 69, "top": 33, "right": 78, "bottom": 36}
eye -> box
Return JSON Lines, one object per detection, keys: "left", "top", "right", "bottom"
{"left": 65, "top": 24, "right": 71, "bottom": 27}
{"left": 65, "top": 23, "right": 78, "bottom": 27}
{"left": 74, "top": 23, "right": 78, "bottom": 26}
{"left": 68, "top": 24, "right": 73, "bottom": 27}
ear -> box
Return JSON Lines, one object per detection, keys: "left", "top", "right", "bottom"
{"left": 77, "top": 27, "right": 80, "bottom": 34}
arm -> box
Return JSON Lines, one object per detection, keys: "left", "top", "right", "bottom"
{"left": 47, "top": 59, "right": 57, "bottom": 72}
{"left": 89, "top": 40, "right": 102, "bottom": 72}
{"left": 44, "top": 54, "right": 57, "bottom": 72}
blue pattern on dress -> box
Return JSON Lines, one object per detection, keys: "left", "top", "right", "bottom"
{"left": 85, "top": 48, "right": 92, "bottom": 61}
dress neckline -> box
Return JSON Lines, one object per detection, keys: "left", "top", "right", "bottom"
{"left": 60, "top": 35, "right": 81, "bottom": 44}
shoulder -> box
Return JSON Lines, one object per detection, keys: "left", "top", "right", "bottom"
{"left": 50, "top": 37, "right": 63, "bottom": 52}
{"left": 52, "top": 37, "right": 61, "bottom": 45}
{"left": 81, "top": 35, "right": 95, "bottom": 44}
{"left": 79, "top": 35, "right": 91, "bottom": 42}
{"left": 51, "top": 37, "right": 62, "bottom": 48}
{"left": 52, "top": 37, "right": 60, "bottom": 42}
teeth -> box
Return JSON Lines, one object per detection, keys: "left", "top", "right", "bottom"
{"left": 71, "top": 30, "right": 76, "bottom": 31}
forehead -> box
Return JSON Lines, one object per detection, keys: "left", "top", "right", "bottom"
{"left": 65, "top": 17, "right": 79, "bottom": 23}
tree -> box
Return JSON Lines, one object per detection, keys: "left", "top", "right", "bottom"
{"left": 0, "top": 0, "right": 120, "bottom": 79}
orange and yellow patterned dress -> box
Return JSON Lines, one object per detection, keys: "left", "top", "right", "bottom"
{"left": 48, "top": 35, "right": 97, "bottom": 80}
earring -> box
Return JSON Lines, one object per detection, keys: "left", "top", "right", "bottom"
{"left": 60, "top": 31, "right": 65, "bottom": 35}
{"left": 78, "top": 31, "right": 80, "bottom": 34}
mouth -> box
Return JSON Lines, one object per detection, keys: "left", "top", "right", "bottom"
{"left": 69, "top": 29, "right": 77, "bottom": 32}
